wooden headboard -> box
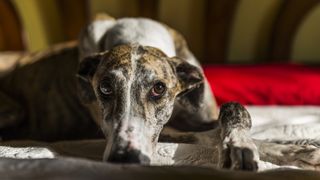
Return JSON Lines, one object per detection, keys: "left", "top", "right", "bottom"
{"left": 269, "top": 0, "right": 320, "bottom": 62}
{"left": 203, "top": 0, "right": 320, "bottom": 63}
{"left": 0, "top": 0, "right": 24, "bottom": 51}
{"left": 0, "top": 0, "right": 319, "bottom": 64}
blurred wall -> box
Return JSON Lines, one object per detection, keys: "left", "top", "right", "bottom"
{"left": 1, "top": 0, "right": 320, "bottom": 63}
{"left": 293, "top": 3, "right": 320, "bottom": 63}
{"left": 228, "top": 0, "right": 282, "bottom": 62}
{"left": 12, "top": 0, "right": 64, "bottom": 51}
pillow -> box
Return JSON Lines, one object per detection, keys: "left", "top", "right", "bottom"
{"left": 203, "top": 64, "right": 320, "bottom": 105}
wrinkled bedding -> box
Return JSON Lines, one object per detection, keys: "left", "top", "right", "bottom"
{"left": 1, "top": 141, "right": 319, "bottom": 180}
{"left": 1, "top": 106, "right": 320, "bottom": 179}
{"left": 1, "top": 157, "right": 320, "bottom": 180}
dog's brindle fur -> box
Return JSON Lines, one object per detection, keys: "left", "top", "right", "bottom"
{"left": 0, "top": 16, "right": 260, "bottom": 170}
{"left": 0, "top": 42, "right": 100, "bottom": 141}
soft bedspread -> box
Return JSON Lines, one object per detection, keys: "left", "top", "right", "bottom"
{"left": 1, "top": 106, "right": 320, "bottom": 179}
{"left": 1, "top": 157, "right": 320, "bottom": 180}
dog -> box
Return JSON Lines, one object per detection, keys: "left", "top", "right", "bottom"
{"left": 1, "top": 14, "right": 320, "bottom": 171}
{"left": 76, "top": 15, "right": 260, "bottom": 169}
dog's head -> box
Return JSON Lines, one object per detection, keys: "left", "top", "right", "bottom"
{"left": 77, "top": 44, "right": 203, "bottom": 164}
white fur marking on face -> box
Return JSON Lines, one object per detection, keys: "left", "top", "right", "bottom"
{"left": 116, "top": 47, "right": 154, "bottom": 158}
{"left": 115, "top": 45, "right": 140, "bottom": 140}
{"left": 119, "top": 116, "right": 154, "bottom": 157}
{"left": 110, "top": 70, "right": 126, "bottom": 81}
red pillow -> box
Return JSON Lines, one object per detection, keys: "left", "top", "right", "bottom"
{"left": 203, "top": 64, "right": 320, "bottom": 105}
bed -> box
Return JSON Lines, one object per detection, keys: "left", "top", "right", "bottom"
{"left": 0, "top": 44, "right": 320, "bottom": 179}
{"left": 1, "top": 0, "right": 320, "bottom": 179}
{"left": 1, "top": 106, "right": 320, "bottom": 179}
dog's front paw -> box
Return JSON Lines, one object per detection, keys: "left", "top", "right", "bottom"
{"left": 219, "top": 132, "right": 259, "bottom": 171}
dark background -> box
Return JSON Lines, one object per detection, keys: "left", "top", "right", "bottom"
{"left": 0, "top": 0, "right": 320, "bottom": 64}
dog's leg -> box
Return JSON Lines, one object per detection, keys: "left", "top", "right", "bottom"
{"left": 0, "top": 54, "right": 22, "bottom": 132}
{"left": 167, "top": 82, "right": 219, "bottom": 132}
{"left": 217, "top": 102, "right": 259, "bottom": 171}
{"left": 160, "top": 125, "right": 320, "bottom": 170}
{"left": 0, "top": 91, "right": 24, "bottom": 140}
{"left": 0, "top": 91, "right": 23, "bottom": 129}
{"left": 159, "top": 128, "right": 320, "bottom": 170}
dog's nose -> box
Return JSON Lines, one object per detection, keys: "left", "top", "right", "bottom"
{"left": 107, "top": 148, "right": 150, "bottom": 164}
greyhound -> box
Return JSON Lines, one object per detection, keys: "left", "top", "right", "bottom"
{"left": 76, "top": 15, "right": 263, "bottom": 169}
{"left": 1, "top": 15, "right": 320, "bottom": 171}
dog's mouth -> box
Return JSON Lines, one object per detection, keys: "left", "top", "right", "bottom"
{"left": 107, "top": 144, "right": 151, "bottom": 164}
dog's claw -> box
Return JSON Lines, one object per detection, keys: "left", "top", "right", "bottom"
{"left": 232, "top": 147, "right": 258, "bottom": 171}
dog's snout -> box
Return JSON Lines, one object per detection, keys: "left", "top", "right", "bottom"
{"left": 106, "top": 137, "right": 151, "bottom": 164}
{"left": 107, "top": 147, "right": 150, "bottom": 164}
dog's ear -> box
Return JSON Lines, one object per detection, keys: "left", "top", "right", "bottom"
{"left": 170, "top": 57, "right": 204, "bottom": 94}
{"left": 169, "top": 57, "right": 205, "bottom": 110}
{"left": 77, "top": 54, "right": 103, "bottom": 104}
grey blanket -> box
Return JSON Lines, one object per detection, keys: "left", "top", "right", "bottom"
{"left": 1, "top": 157, "right": 320, "bottom": 180}
{"left": 1, "top": 140, "right": 320, "bottom": 180}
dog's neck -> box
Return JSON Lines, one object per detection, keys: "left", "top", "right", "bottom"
{"left": 88, "top": 18, "right": 176, "bottom": 57}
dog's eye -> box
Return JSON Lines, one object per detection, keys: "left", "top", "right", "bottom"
{"left": 100, "top": 82, "right": 113, "bottom": 96}
{"left": 150, "top": 82, "right": 166, "bottom": 99}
